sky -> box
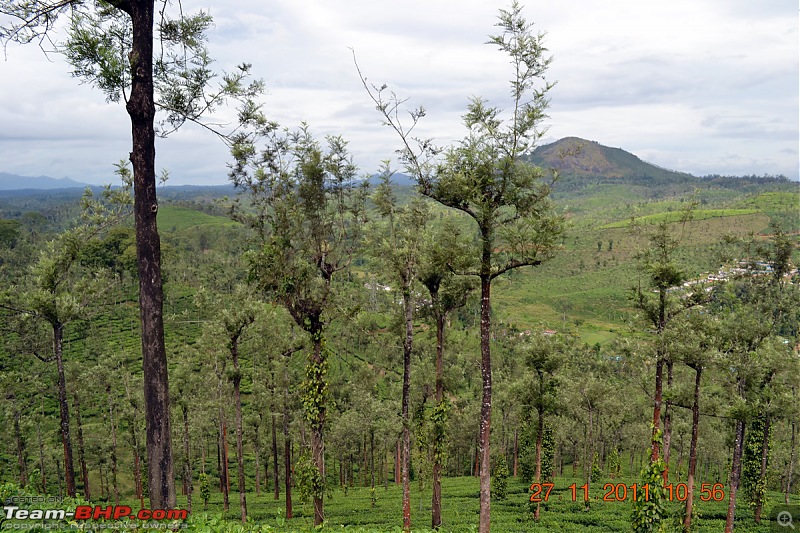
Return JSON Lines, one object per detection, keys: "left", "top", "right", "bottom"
{"left": 0, "top": 0, "right": 797, "bottom": 186}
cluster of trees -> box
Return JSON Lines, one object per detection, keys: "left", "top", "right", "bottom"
{"left": 2, "top": 198, "right": 797, "bottom": 531}
{"left": 1, "top": 2, "right": 798, "bottom": 533}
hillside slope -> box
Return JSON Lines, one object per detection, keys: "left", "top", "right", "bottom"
{"left": 529, "top": 137, "right": 695, "bottom": 186}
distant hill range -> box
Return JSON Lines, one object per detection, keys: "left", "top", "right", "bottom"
{"left": 0, "top": 172, "right": 92, "bottom": 190}
{"left": 3, "top": 137, "right": 793, "bottom": 194}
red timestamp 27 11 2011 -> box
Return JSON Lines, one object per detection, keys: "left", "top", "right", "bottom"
{"left": 529, "top": 482, "right": 726, "bottom": 503}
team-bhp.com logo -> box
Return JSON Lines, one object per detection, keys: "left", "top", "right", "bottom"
{"left": 4, "top": 504, "right": 187, "bottom": 522}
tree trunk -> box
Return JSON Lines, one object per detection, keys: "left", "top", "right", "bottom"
{"left": 787, "top": 419, "right": 796, "bottom": 505}
{"left": 54, "top": 322, "right": 76, "bottom": 497}
{"left": 182, "top": 403, "right": 192, "bottom": 514}
{"left": 663, "top": 358, "right": 674, "bottom": 483}
{"left": 231, "top": 335, "right": 247, "bottom": 524}
{"left": 56, "top": 454, "right": 63, "bottom": 499}
{"left": 585, "top": 402, "right": 593, "bottom": 511}
{"left": 107, "top": 385, "right": 119, "bottom": 505}
{"left": 272, "top": 412, "right": 280, "bottom": 499}
{"left": 683, "top": 366, "right": 702, "bottom": 533}
{"left": 478, "top": 273, "right": 492, "bottom": 533}
{"left": 309, "top": 332, "right": 327, "bottom": 526}
{"left": 534, "top": 405, "right": 544, "bottom": 521}
{"left": 401, "top": 285, "right": 413, "bottom": 532}
{"left": 651, "top": 357, "right": 664, "bottom": 464}
{"left": 513, "top": 430, "right": 518, "bottom": 478}
{"left": 37, "top": 417, "right": 47, "bottom": 493}
{"left": 14, "top": 409, "right": 27, "bottom": 488}
{"left": 73, "top": 392, "right": 89, "bottom": 500}
{"left": 651, "top": 289, "right": 667, "bottom": 466}
{"left": 362, "top": 434, "right": 368, "bottom": 487}
{"left": 218, "top": 413, "right": 229, "bottom": 511}
{"left": 254, "top": 423, "right": 261, "bottom": 497}
{"left": 127, "top": 0, "right": 175, "bottom": 510}
{"left": 724, "top": 419, "right": 745, "bottom": 533}
{"left": 283, "top": 366, "right": 293, "bottom": 519}
{"left": 432, "top": 308, "right": 445, "bottom": 529}
{"left": 754, "top": 415, "right": 771, "bottom": 523}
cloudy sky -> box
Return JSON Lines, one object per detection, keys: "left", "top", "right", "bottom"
{"left": 0, "top": 0, "right": 797, "bottom": 185}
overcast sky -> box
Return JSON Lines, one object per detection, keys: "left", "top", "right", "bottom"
{"left": 1, "top": 0, "right": 797, "bottom": 186}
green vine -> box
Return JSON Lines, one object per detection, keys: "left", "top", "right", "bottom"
{"left": 631, "top": 429, "right": 669, "bottom": 533}
{"left": 301, "top": 335, "right": 329, "bottom": 431}
{"left": 541, "top": 422, "right": 555, "bottom": 481}
{"left": 430, "top": 398, "right": 450, "bottom": 467}
{"left": 492, "top": 454, "right": 509, "bottom": 500}
{"left": 742, "top": 416, "right": 770, "bottom": 511}
{"left": 198, "top": 472, "right": 210, "bottom": 511}
{"left": 294, "top": 452, "right": 325, "bottom": 503}
{"left": 607, "top": 448, "right": 622, "bottom": 479}
{"left": 591, "top": 452, "right": 603, "bottom": 483}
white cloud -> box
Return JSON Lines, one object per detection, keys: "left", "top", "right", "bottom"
{"left": 1, "top": 0, "right": 797, "bottom": 184}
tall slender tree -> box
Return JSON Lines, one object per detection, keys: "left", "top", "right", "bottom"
{"left": 360, "top": 5, "right": 562, "bottom": 529}
{"left": 521, "top": 333, "right": 563, "bottom": 520}
{"left": 417, "top": 220, "right": 474, "bottom": 529}
{"left": 230, "top": 124, "right": 368, "bottom": 525}
{"left": 0, "top": 1, "right": 259, "bottom": 507}
{"left": 371, "top": 167, "right": 432, "bottom": 531}
{"left": 0, "top": 186, "right": 130, "bottom": 498}
{"left": 195, "top": 284, "right": 259, "bottom": 524}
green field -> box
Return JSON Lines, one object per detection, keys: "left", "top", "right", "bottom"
{"left": 601, "top": 209, "right": 761, "bottom": 229}
{"left": 6, "top": 475, "right": 789, "bottom": 532}
{"left": 158, "top": 205, "right": 238, "bottom": 232}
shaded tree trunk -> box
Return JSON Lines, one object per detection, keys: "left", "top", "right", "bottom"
{"left": 230, "top": 335, "right": 247, "bottom": 524}
{"left": 54, "top": 322, "right": 76, "bottom": 497}
{"left": 126, "top": 0, "right": 175, "bottom": 509}
{"left": 37, "top": 418, "right": 47, "bottom": 493}
{"left": 309, "top": 332, "right": 327, "bottom": 526}
{"left": 651, "top": 289, "right": 667, "bottom": 467}
{"left": 218, "top": 414, "right": 229, "bottom": 510}
{"left": 283, "top": 366, "right": 293, "bottom": 519}
{"left": 401, "top": 284, "right": 413, "bottom": 531}
{"left": 585, "top": 401, "right": 593, "bottom": 511}
{"left": 787, "top": 419, "right": 796, "bottom": 505}
{"left": 724, "top": 419, "right": 745, "bottom": 533}
{"left": 513, "top": 430, "right": 518, "bottom": 478}
{"left": 683, "top": 366, "right": 702, "bottom": 533}
{"left": 478, "top": 271, "right": 492, "bottom": 533}
{"left": 534, "top": 405, "right": 544, "bottom": 521}
{"left": 107, "top": 385, "right": 119, "bottom": 505}
{"left": 73, "top": 392, "right": 89, "bottom": 500}
{"left": 432, "top": 307, "right": 445, "bottom": 529}
{"left": 272, "top": 412, "right": 280, "bottom": 499}
{"left": 754, "top": 415, "right": 771, "bottom": 523}
{"left": 663, "top": 359, "right": 674, "bottom": 482}
{"left": 253, "top": 417, "right": 261, "bottom": 497}
{"left": 14, "top": 409, "right": 27, "bottom": 487}
{"left": 182, "top": 403, "right": 192, "bottom": 514}
{"left": 651, "top": 354, "right": 664, "bottom": 464}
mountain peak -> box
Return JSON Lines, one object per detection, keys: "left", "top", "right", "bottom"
{"left": 529, "top": 137, "right": 694, "bottom": 185}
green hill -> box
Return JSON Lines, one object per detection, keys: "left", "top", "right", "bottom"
{"left": 529, "top": 137, "right": 695, "bottom": 189}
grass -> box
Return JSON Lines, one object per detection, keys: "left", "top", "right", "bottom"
{"left": 733, "top": 191, "right": 799, "bottom": 212}
{"left": 157, "top": 205, "right": 237, "bottom": 232}
{"left": 601, "top": 209, "right": 760, "bottom": 228}
{"left": 490, "top": 212, "right": 771, "bottom": 345}
{"left": 142, "top": 475, "right": 799, "bottom": 532}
